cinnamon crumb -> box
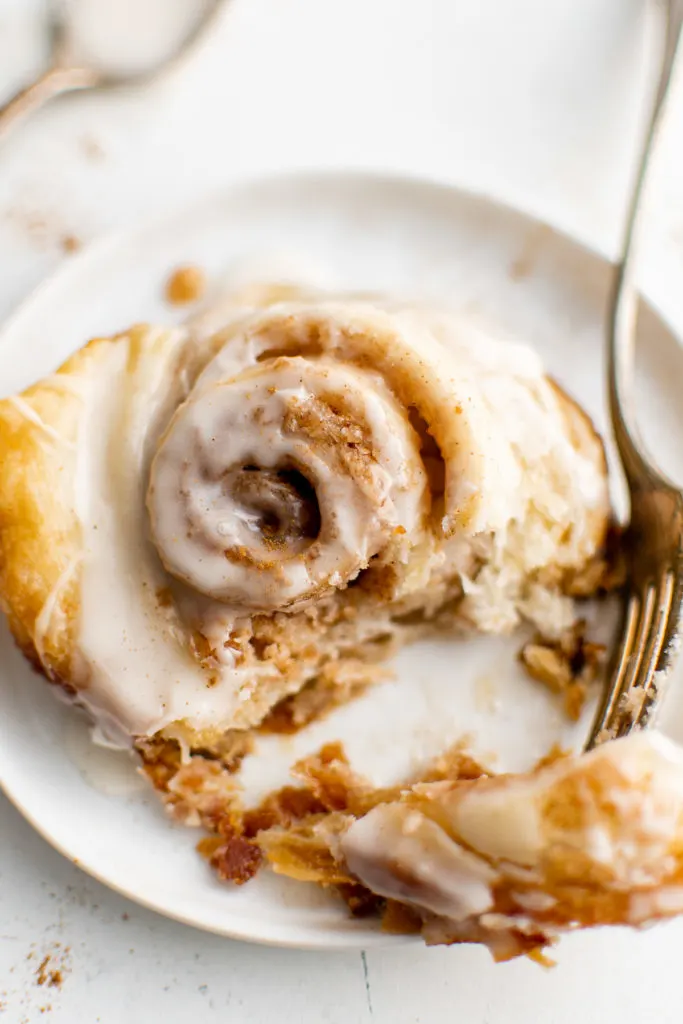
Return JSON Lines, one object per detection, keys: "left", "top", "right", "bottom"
{"left": 520, "top": 621, "right": 604, "bottom": 721}
{"left": 35, "top": 956, "right": 51, "bottom": 986}
{"left": 337, "top": 883, "right": 385, "bottom": 917}
{"left": 80, "top": 134, "right": 106, "bottom": 161}
{"left": 197, "top": 831, "right": 262, "bottom": 884}
{"left": 243, "top": 786, "right": 325, "bottom": 837}
{"left": 509, "top": 224, "right": 551, "bottom": 282}
{"left": 564, "top": 522, "right": 626, "bottom": 596}
{"left": 136, "top": 736, "right": 182, "bottom": 791}
{"left": 60, "top": 234, "right": 82, "bottom": 254}
{"left": 526, "top": 947, "right": 557, "bottom": 968}
{"left": 619, "top": 686, "right": 645, "bottom": 717}
{"left": 34, "top": 948, "right": 69, "bottom": 990}
{"left": 259, "top": 660, "right": 384, "bottom": 734}
{"left": 155, "top": 586, "right": 174, "bottom": 609}
{"left": 418, "top": 741, "right": 489, "bottom": 782}
{"left": 533, "top": 742, "right": 572, "bottom": 771}
{"left": 165, "top": 264, "right": 207, "bottom": 306}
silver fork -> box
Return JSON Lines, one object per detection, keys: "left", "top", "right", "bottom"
{"left": 586, "top": 0, "right": 683, "bottom": 749}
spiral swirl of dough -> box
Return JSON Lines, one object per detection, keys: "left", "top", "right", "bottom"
{"left": 146, "top": 302, "right": 489, "bottom": 612}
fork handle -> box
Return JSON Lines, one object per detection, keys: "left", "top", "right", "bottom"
{"left": 608, "top": 2, "right": 683, "bottom": 471}
{"left": 0, "top": 66, "right": 100, "bottom": 147}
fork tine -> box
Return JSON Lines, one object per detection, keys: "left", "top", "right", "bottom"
{"left": 633, "top": 571, "right": 675, "bottom": 728}
{"left": 587, "top": 571, "right": 676, "bottom": 749}
{"left": 616, "top": 585, "right": 656, "bottom": 714}
{"left": 586, "top": 594, "right": 642, "bottom": 748}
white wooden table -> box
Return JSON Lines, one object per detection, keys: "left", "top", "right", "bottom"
{"left": 2, "top": 1, "right": 683, "bottom": 1021}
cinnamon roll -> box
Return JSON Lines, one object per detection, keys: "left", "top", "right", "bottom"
{"left": 0, "top": 287, "right": 611, "bottom": 752}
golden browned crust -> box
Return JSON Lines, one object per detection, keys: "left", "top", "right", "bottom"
{"left": 0, "top": 328, "right": 170, "bottom": 688}
{"left": 0, "top": 336, "right": 109, "bottom": 683}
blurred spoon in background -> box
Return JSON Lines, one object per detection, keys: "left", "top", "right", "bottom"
{"left": 0, "top": 0, "right": 228, "bottom": 144}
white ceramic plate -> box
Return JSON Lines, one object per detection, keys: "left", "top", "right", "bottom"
{"left": 2, "top": 171, "right": 683, "bottom": 950}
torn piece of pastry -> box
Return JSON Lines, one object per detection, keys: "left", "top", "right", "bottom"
{"left": 260, "top": 732, "right": 683, "bottom": 961}
{"left": 0, "top": 286, "right": 611, "bottom": 757}
{"left": 519, "top": 620, "right": 606, "bottom": 722}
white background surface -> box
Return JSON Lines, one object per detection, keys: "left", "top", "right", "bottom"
{"left": 2, "top": 1, "right": 683, "bottom": 1021}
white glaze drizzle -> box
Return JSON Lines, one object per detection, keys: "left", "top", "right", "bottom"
{"left": 8, "top": 395, "right": 76, "bottom": 449}
{"left": 34, "top": 554, "right": 83, "bottom": 675}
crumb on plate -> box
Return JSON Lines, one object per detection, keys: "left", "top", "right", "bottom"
{"left": 165, "top": 265, "right": 207, "bottom": 305}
